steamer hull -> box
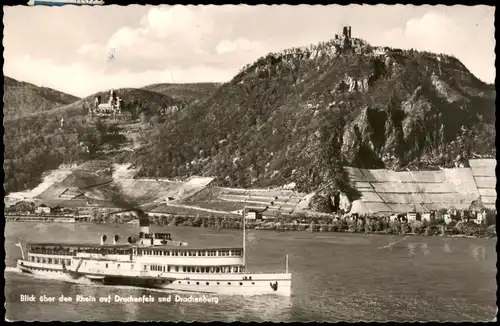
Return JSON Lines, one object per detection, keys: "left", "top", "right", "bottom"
{"left": 16, "top": 259, "right": 291, "bottom": 296}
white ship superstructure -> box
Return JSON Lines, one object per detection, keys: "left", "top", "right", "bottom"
{"left": 16, "top": 208, "right": 291, "bottom": 296}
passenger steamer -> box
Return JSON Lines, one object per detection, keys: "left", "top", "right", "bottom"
{"left": 15, "top": 209, "right": 291, "bottom": 296}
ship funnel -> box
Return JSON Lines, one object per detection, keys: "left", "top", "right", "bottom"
{"left": 137, "top": 210, "right": 150, "bottom": 235}
{"left": 113, "top": 234, "right": 119, "bottom": 244}
{"left": 100, "top": 234, "right": 107, "bottom": 245}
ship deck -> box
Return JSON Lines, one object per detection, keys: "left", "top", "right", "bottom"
{"left": 26, "top": 242, "right": 243, "bottom": 251}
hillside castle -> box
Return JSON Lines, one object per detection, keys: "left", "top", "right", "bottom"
{"left": 333, "top": 25, "right": 353, "bottom": 49}
{"left": 90, "top": 89, "right": 123, "bottom": 117}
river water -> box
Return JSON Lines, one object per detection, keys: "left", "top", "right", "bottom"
{"left": 4, "top": 222, "right": 497, "bottom": 322}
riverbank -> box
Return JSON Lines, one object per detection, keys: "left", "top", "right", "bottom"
{"left": 8, "top": 217, "right": 496, "bottom": 239}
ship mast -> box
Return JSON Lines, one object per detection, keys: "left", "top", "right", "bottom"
{"left": 242, "top": 207, "right": 246, "bottom": 267}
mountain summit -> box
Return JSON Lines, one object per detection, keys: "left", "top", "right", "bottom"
{"left": 134, "top": 28, "right": 495, "bottom": 196}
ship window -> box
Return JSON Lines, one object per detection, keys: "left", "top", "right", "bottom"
{"left": 228, "top": 282, "right": 231, "bottom": 285}
{"left": 252, "top": 282, "right": 255, "bottom": 285}
{"left": 166, "top": 251, "right": 170, "bottom": 256}
{"left": 195, "top": 267, "right": 200, "bottom": 273}
{"left": 216, "top": 267, "right": 220, "bottom": 273}
{"left": 117, "top": 264, "right": 120, "bottom": 268}
{"left": 187, "top": 281, "right": 190, "bottom": 284}
{"left": 248, "top": 276, "right": 251, "bottom": 280}
{"left": 217, "top": 282, "right": 220, "bottom": 285}
{"left": 167, "top": 266, "right": 171, "bottom": 272}
{"left": 175, "top": 266, "right": 179, "bottom": 272}
{"left": 48, "top": 258, "right": 52, "bottom": 264}
{"left": 196, "top": 282, "right": 199, "bottom": 285}
{"left": 131, "top": 264, "right": 134, "bottom": 270}
{"left": 206, "top": 282, "right": 209, "bottom": 285}
{"left": 105, "top": 263, "right": 108, "bottom": 268}
{"left": 239, "top": 282, "right": 243, "bottom": 286}
{"left": 178, "top": 281, "right": 181, "bottom": 284}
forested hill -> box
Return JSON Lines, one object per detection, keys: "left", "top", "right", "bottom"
{"left": 3, "top": 76, "right": 80, "bottom": 119}
{"left": 141, "top": 83, "right": 221, "bottom": 104}
{"left": 133, "top": 36, "right": 496, "bottom": 197}
{"left": 3, "top": 87, "right": 183, "bottom": 194}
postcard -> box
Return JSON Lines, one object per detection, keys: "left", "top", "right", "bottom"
{"left": 3, "top": 4, "right": 497, "bottom": 322}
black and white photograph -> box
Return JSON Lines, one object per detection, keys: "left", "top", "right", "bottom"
{"left": 3, "top": 4, "right": 496, "bottom": 322}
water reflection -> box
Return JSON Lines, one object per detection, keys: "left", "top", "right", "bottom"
{"left": 407, "top": 243, "right": 417, "bottom": 256}
{"left": 420, "top": 243, "right": 430, "bottom": 256}
{"left": 469, "top": 244, "right": 486, "bottom": 260}
{"left": 222, "top": 295, "right": 293, "bottom": 322}
{"left": 34, "top": 223, "right": 48, "bottom": 234}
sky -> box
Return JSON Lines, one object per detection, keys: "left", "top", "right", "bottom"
{"left": 3, "top": 5, "right": 495, "bottom": 97}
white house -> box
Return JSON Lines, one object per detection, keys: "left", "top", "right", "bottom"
{"left": 35, "top": 205, "right": 51, "bottom": 214}
{"left": 245, "top": 212, "right": 257, "bottom": 220}
{"left": 407, "top": 212, "right": 418, "bottom": 222}
{"left": 474, "top": 211, "right": 486, "bottom": 225}
{"left": 421, "top": 213, "right": 431, "bottom": 222}
{"left": 389, "top": 214, "right": 399, "bottom": 222}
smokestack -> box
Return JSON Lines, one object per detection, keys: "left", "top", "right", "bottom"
{"left": 137, "top": 210, "right": 150, "bottom": 235}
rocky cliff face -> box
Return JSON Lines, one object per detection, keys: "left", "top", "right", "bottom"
{"left": 134, "top": 37, "right": 495, "bottom": 196}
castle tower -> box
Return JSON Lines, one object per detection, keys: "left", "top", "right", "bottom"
{"left": 342, "top": 26, "right": 348, "bottom": 38}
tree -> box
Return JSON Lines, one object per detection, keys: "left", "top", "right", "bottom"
{"left": 193, "top": 214, "right": 203, "bottom": 227}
